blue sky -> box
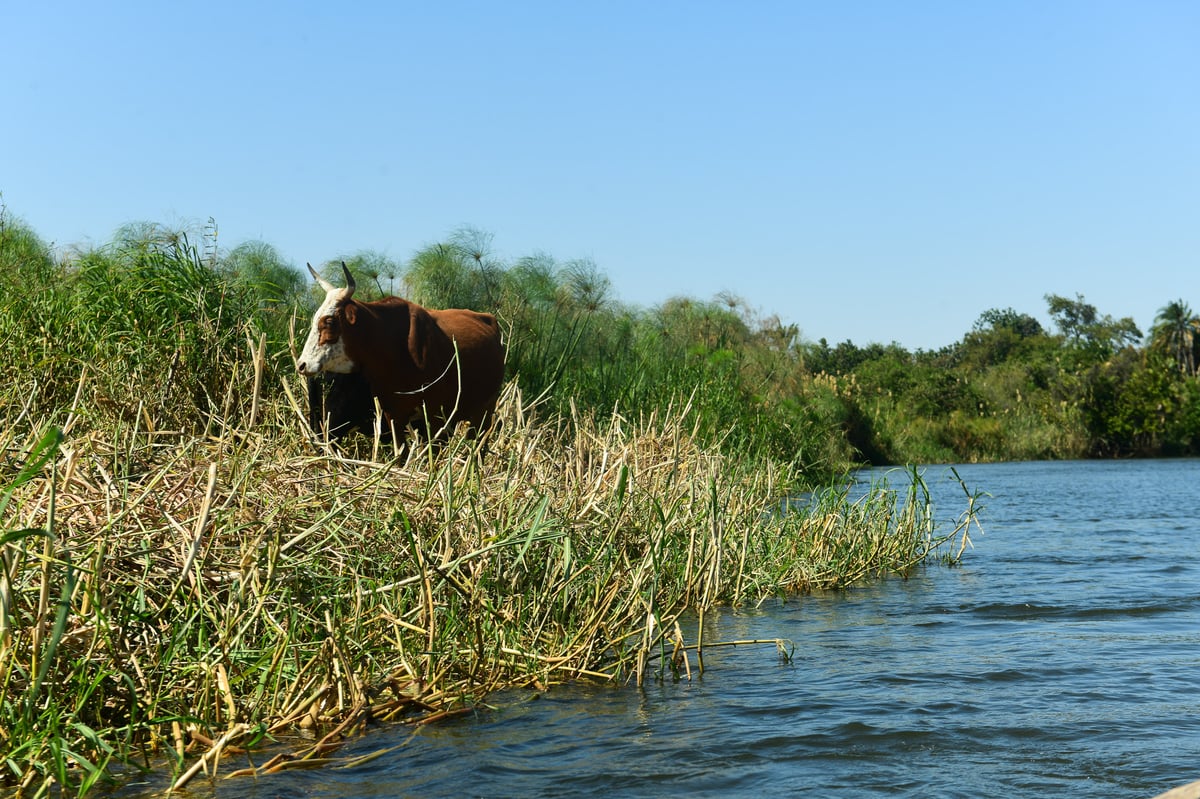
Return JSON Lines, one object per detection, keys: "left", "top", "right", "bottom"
{"left": 4, "top": 1, "right": 1197, "bottom": 350}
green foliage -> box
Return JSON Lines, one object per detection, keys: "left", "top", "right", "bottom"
{"left": 497, "top": 252, "right": 612, "bottom": 404}
{"left": 4, "top": 205, "right": 1197, "bottom": 470}
{"left": 1151, "top": 299, "right": 1200, "bottom": 377}
{"left": 0, "top": 215, "right": 299, "bottom": 439}
{"left": 959, "top": 307, "right": 1050, "bottom": 370}
{"left": 839, "top": 294, "right": 1198, "bottom": 463}
{"left": 405, "top": 226, "right": 503, "bottom": 310}
{"left": 1046, "top": 292, "right": 1142, "bottom": 358}
{"left": 88, "top": 215, "right": 1187, "bottom": 469}
{"left": 222, "top": 240, "right": 307, "bottom": 314}
{"left": 316, "top": 249, "right": 406, "bottom": 300}
{"left": 392, "top": 232, "right": 1197, "bottom": 466}
{"left": 1165, "top": 377, "right": 1200, "bottom": 452}
{"left": 400, "top": 235, "right": 851, "bottom": 480}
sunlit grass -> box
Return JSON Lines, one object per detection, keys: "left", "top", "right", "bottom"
{"left": 0, "top": 213, "right": 979, "bottom": 795}
{"left": 0, "top": 376, "right": 977, "bottom": 796}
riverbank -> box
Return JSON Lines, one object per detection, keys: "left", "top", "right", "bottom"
{"left": 0, "top": 383, "right": 976, "bottom": 796}
{"left": 207, "top": 458, "right": 1191, "bottom": 799}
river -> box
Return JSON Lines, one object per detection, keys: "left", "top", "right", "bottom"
{"left": 125, "top": 459, "right": 1200, "bottom": 798}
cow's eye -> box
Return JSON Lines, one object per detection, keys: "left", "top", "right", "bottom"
{"left": 318, "top": 315, "right": 340, "bottom": 344}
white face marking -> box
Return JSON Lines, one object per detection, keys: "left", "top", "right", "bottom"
{"left": 297, "top": 288, "right": 356, "bottom": 375}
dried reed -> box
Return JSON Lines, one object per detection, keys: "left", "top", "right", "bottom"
{"left": 0, "top": 374, "right": 976, "bottom": 797}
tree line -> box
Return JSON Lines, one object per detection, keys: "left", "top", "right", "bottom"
{"left": 806, "top": 296, "right": 1200, "bottom": 463}
{"left": 3, "top": 211, "right": 1196, "bottom": 476}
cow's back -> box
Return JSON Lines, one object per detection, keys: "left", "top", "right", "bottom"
{"left": 426, "top": 307, "right": 506, "bottom": 423}
{"left": 346, "top": 300, "right": 504, "bottom": 434}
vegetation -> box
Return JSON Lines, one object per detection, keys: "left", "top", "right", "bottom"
{"left": 0, "top": 210, "right": 978, "bottom": 795}
{"left": 315, "top": 228, "right": 1200, "bottom": 468}
{"left": 807, "top": 294, "right": 1200, "bottom": 462}
{"left": 6, "top": 208, "right": 1198, "bottom": 476}
{"left": 317, "top": 230, "right": 859, "bottom": 477}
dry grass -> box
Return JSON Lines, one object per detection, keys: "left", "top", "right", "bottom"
{"left": 0, "top": 370, "right": 976, "bottom": 797}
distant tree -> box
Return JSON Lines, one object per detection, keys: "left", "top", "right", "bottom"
{"left": 803, "top": 339, "right": 898, "bottom": 375}
{"left": 1045, "top": 293, "right": 1098, "bottom": 343}
{"left": 960, "top": 307, "right": 1048, "bottom": 369}
{"left": 973, "top": 307, "right": 1045, "bottom": 338}
{"left": 1151, "top": 299, "right": 1199, "bottom": 376}
{"left": 1045, "top": 293, "right": 1141, "bottom": 357}
{"left": 1079, "top": 346, "right": 1183, "bottom": 457}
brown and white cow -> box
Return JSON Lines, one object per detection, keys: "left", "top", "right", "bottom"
{"left": 297, "top": 262, "right": 505, "bottom": 440}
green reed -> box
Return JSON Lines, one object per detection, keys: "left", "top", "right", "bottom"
{"left": 0, "top": 215, "right": 979, "bottom": 796}
{"left": 0, "top": 374, "right": 977, "bottom": 796}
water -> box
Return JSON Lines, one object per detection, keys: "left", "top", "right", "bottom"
{"left": 133, "top": 460, "right": 1200, "bottom": 798}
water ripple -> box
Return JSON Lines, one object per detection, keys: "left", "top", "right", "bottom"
{"left": 154, "top": 460, "right": 1200, "bottom": 799}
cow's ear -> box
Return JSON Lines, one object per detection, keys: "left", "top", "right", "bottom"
{"left": 408, "top": 306, "right": 429, "bottom": 370}
{"left": 343, "top": 303, "right": 357, "bottom": 325}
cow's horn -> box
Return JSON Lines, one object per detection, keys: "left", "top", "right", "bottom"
{"left": 307, "top": 262, "right": 336, "bottom": 293}
{"left": 341, "top": 261, "right": 356, "bottom": 298}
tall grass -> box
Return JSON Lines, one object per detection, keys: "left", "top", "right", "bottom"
{"left": 0, "top": 388, "right": 975, "bottom": 796}
{"left": 393, "top": 238, "right": 860, "bottom": 478}
{"left": 0, "top": 215, "right": 979, "bottom": 796}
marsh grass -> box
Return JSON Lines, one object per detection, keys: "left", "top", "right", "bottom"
{"left": 0, "top": 216, "right": 980, "bottom": 796}
{"left": 0, "top": 374, "right": 977, "bottom": 796}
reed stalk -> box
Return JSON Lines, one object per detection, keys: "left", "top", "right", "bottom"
{"left": 0, "top": 217, "right": 980, "bottom": 795}
{"left": 0, "top": 377, "right": 977, "bottom": 796}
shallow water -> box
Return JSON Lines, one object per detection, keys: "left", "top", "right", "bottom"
{"left": 124, "top": 459, "right": 1200, "bottom": 798}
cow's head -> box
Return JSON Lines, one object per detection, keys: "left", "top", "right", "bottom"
{"left": 297, "top": 262, "right": 358, "bottom": 376}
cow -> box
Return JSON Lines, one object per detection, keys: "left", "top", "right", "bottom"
{"left": 306, "top": 371, "right": 377, "bottom": 440}
{"left": 297, "top": 262, "right": 505, "bottom": 442}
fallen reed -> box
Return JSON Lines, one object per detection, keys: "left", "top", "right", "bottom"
{"left": 0, "top": 363, "right": 979, "bottom": 797}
